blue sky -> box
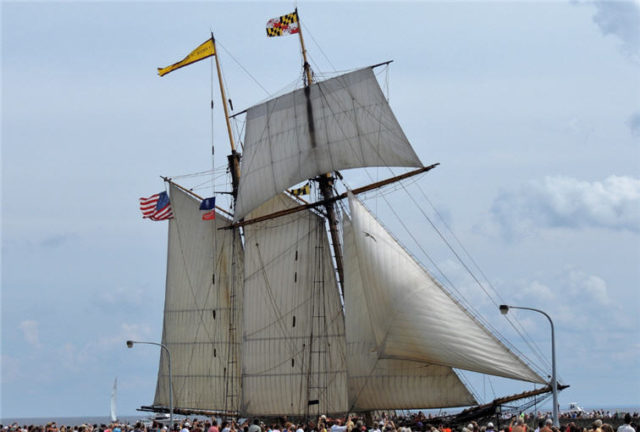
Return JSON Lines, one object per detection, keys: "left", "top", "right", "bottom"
{"left": 2, "top": 0, "right": 639, "bottom": 419}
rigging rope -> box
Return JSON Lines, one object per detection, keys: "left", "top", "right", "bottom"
{"left": 414, "top": 185, "right": 553, "bottom": 373}
{"left": 293, "top": 63, "right": 548, "bottom": 377}
{"left": 216, "top": 39, "right": 271, "bottom": 96}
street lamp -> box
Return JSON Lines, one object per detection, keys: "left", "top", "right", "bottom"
{"left": 126, "top": 340, "right": 173, "bottom": 428}
{"left": 499, "top": 305, "right": 559, "bottom": 427}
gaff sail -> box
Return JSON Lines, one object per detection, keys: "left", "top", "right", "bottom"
{"left": 242, "top": 194, "right": 347, "bottom": 416}
{"left": 153, "top": 184, "right": 243, "bottom": 412}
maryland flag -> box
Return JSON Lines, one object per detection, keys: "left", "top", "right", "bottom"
{"left": 158, "top": 38, "right": 215, "bottom": 77}
{"left": 266, "top": 11, "right": 299, "bottom": 37}
{"left": 289, "top": 183, "right": 310, "bottom": 196}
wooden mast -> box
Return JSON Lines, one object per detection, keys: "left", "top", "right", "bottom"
{"left": 211, "top": 33, "right": 241, "bottom": 200}
{"left": 295, "top": 8, "right": 346, "bottom": 295}
{"left": 210, "top": 33, "right": 241, "bottom": 417}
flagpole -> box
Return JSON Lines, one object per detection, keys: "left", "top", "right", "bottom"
{"left": 295, "top": 8, "right": 313, "bottom": 86}
{"left": 211, "top": 33, "right": 241, "bottom": 199}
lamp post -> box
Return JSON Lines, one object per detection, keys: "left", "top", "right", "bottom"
{"left": 499, "top": 305, "right": 558, "bottom": 427}
{"left": 126, "top": 340, "right": 173, "bottom": 428}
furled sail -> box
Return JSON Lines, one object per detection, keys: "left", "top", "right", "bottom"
{"left": 234, "top": 67, "right": 423, "bottom": 219}
{"left": 242, "top": 194, "right": 347, "bottom": 416}
{"left": 343, "top": 216, "right": 477, "bottom": 410}
{"left": 154, "top": 184, "right": 244, "bottom": 412}
{"left": 347, "top": 193, "right": 545, "bottom": 384}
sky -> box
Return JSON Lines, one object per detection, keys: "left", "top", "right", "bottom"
{"left": 2, "top": 0, "right": 639, "bottom": 420}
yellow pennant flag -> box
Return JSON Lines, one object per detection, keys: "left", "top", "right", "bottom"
{"left": 158, "top": 38, "right": 215, "bottom": 77}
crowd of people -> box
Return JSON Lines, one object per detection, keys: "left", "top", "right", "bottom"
{"left": 1, "top": 412, "right": 637, "bottom": 432}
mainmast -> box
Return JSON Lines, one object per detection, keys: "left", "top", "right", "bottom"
{"left": 295, "top": 8, "right": 346, "bottom": 295}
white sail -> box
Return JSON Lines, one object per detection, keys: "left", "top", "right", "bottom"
{"left": 154, "top": 184, "right": 244, "bottom": 412}
{"left": 234, "top": 67, "right": 423, "bottom": 219}
{"left": 343, "top": 216, "right": 477, "bottom": 410}
{"left": 110, "top": 377, "right": 117, "bottom": 422}
{"left": 242, "top": 194, "right": 347, "bottom": 416}
{"left": 347, "top": 193, "right": 545, "bottom": 384}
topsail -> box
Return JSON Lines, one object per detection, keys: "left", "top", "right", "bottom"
{"left": 234, "top": 67, "right": 423, "bottom": 219}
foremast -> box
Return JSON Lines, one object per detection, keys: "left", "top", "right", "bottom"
{"left": 210, "top": 34, "right": 242, "bottom": 416}
{"left": 210, "top": 33, "right": 241, "bottom": 201}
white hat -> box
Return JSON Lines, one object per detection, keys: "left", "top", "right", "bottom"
{"left": 487, "top": 423, "right": 494, "bottom": 429}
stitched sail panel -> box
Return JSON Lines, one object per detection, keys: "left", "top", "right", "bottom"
{"left": 347, "top": 193, "right": 546, "bottom": 384}
{"left": 153, "top": 184, "right": 243, "bottom": 411}
{"left": 234, "top": 68, "right": 422, "bottom": 220}
{"left": 241, "top": 194, "right": 347, "bottom": 416}
{"left": 343, "top": 216, "right": 477, "bottom": 409}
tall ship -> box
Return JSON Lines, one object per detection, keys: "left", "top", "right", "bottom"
{"left": 137, "top": 10, "right": 558, "bottom": 421}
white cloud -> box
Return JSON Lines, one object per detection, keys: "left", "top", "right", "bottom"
{"left": 592, "top": 0, "right": 640, "bottom": 61}
{"left": 491, "top": 175, "right": 640, "bottom": 238}
{"left": 569, "top": 270, "right": 610, "bottom": 306}
{"left": 57, "top": 322, "right": 153, "bottom": 370}
{"left": 521, "top": 280, "right": 556, "bottom": 303}
{"left": 19, "top": 320, "right": 41, "bottom": 348}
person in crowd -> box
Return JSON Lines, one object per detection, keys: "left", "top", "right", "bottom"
{"left": 248, "top": 420, "right": 261, "bottom": 432}
{"left": 617, "top": 414, "right": 635, "bottom": 432}
{"left": 592, "top": 421, "right": 603, "bottom": 432}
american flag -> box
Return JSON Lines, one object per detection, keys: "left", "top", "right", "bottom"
{"left": 139, "top": 191, "right": 174, "bottom": 221}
